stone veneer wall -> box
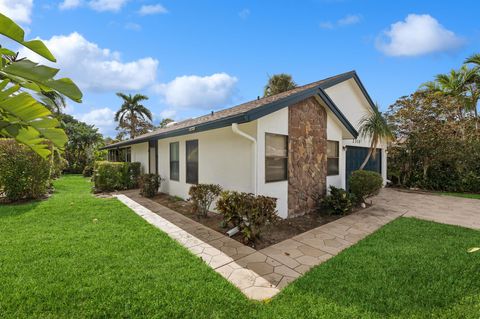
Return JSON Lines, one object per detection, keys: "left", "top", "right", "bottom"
{"left": 288, "top": 97, "right": 327, "bottom": 217}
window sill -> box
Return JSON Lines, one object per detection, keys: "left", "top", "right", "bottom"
{"left": 265, "top": 179, "right": 288, "bottom": 184}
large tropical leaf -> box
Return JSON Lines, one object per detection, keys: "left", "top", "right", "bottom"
{"left": 0, "top": 12, "right": 83, "bottom": 157}
{"left": 0, "top": 13, "right": 56, "bottom": 62}
{"left": 0, "top": 80, "right": 68, "bottom": 156}
{"left": 1, "top": 60, "right": 82, "bottom": 102}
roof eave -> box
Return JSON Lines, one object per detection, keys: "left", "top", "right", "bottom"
{"left": 102, "top": 71, "right": 367, "bottom": 150}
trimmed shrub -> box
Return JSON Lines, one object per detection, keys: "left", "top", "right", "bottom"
{"left": 139, "top": 174, "right": 161, "bottom": 198}
{"left": 349, "top": 170, "right": 383, "bottom": 202}
{"left": 93, "top": 161, "right": 124, "bottom": 192}
{"left": 321, "top": 186, "right": 355, "bottom": 215}
{"left": 92, "top": 161, "right": 141, "bottom": 192}
{"left": 83, "top": 165, "right": 93, "bottom": 177}
{"left": 124, "top": 162, "right": 141, "bottom": 189}
{"left": 216, "top": 191, "right": 278, "bottom": 245}
{"left": 188, "top": 184, "right": 223, "bottom": 218}
{"left": 0, "top": 139, "right": 51, "bottom": 201}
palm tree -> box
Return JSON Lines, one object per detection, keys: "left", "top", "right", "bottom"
{"left": 358, "top": 103, "right": 394, "bottom": 170}
{"left": 422, "top": 66, "right": 478, "bottom": 119}
{"left": 41, "top": 91, "right": 66, "bottom": 115}
{"left": 263, "top": 73, "right": 297, "bottom": 97}
{"left": 464, "top": 54, "right": 480, "bottom": 125}
{"left": 115, "top": 93, "right": 152, "bottom": 139}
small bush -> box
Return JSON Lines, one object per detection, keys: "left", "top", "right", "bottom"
{"left": 92, "top": 161, "right": 141, "bottom": 192}
{"left": 349, "top": 170, "right": 383, "bottom": 202}
{"left": 321, "top": 186, "right": 355, "bottom": 215}
{"left": 188, "top": 184, "right": 223, "bottom": 218}
{"left": 125, "top": 162, "right": 141, "bottom": 189}
{"left": 83, "top": 165, "right": 93, "bottom": 177}
{"left": 0, "top": 139, "right": 52, "bottom": 201}
{"left": 216, "top": 191, "right": 278, "bottom": 245}
{"left": 139, "top": 174, "right": 161, "bottom": 198}
{"left": 51, "top": 150, "right": 67, "bottom": 179}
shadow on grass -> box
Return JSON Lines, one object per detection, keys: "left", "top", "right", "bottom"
{"left": 0, "top": 199, "right": 42, "bottom": 218}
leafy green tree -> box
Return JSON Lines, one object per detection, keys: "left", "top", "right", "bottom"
{"left": 61, "top": 114, "right": 104, "bottom": 173}
{"left": 263, "top": 73, "right": 297, "bottom": 97}
{"left": 0, "top": 13, "right": 82, "bottom": 157}
{"left": 387, "top": 91, "right": 480, "bottom": 191}
{"left": 115, "top": 93, "right": 153, "bottom": 139}
{"left": 358, "top": 103, "right": 394, "bottom": 170}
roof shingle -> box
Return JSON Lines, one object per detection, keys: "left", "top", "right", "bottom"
{"left": 104, "top": 71, "right": 356, "bottom": 149}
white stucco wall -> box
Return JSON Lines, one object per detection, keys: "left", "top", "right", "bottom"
{"left": 326, "top": 113, "right": 346, "bottom": 190}
{"left": 325, "top": 78, "right": 388, "bottom": 183}
{"left": 256, "top": 108, "right": 289, "bottom": 218}
{"left": 126, "top": 77, "right": 386, "bottom": 218}
{"left": 131, "top": 142, "right": 149, "bottom": 174}
{"left": 157, "top": 122, "right": 256, "bottom": 201}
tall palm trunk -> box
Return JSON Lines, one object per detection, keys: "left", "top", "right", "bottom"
{"left": 474, "top": 107, "right": 479, "bottom": 131}
{"left": 359, "top": 142, "right": 376, "bottom": 170}
{"left": 130, "top": 110, "right": 136, "bottom": 138}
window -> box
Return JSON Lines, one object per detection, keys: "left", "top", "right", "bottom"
{"left": 186, "top": 140, "right": 198, "bottom": 184}
{"left": 125, "top": 148, "right": 131, "bottom": 162}
{"left": 170, "top": 142, "right": 179, "bottom": 181}
{"left": 327, "top": 140, "right": 339, "bottom": 176}
{"left": 265, "top": 133, "right": 288, "bottom": 182}
{"left": 108, "top": 148, "right": 130, "bottom": 162}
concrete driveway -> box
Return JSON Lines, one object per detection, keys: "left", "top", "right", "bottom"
{"left": 372, "top": 188, "right": 480, "bottom": 230}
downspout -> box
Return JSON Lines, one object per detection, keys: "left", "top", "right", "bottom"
{"left": 231, "top": 123, "right": 257, "bottom": 195}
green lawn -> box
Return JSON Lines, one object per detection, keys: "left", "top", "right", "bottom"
{"left": 441, "top": 192, "right": 480, "bottom": 200}
{"left": 1, "top": 175, "right": 479, "bottom": 318}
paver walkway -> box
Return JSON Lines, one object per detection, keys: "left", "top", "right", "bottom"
{"left": 115, "top": 190, "right": 405, "bottom": 300}
{"left": 115, "top": 188, "right": 478, "bottom": 300}
{"left": 372, "top": 188, "right": 480, "bottom": 230}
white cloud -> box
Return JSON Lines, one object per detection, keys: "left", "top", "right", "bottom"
{"left": 89, "top": 0, "right": 128, "bottom": 12}
{"left": 320, "top": 13, "right": 361, "bottom": 29}
{"left": 159, "top": 109, "right": 177, "bottom": 119}
{"left": 154, "top": 73, "right": 238, "bottom": 110}
{"left": 0, "top": 0, "right": 33, "bottom": 24}
{"left": 58, "top": 0, "right": 130, "bottom": 12}
{"left": 319, "top": 21, "right": 334, "bottom": 30}
{"left": 376, "top": 14, "right": 465, "bottom": 57}
{"left": 138, "top": 4, "right": 168, "bottom": 16}
{"left": 20, "top": 32, "right": 158, "bottom": 92}
{"left": 238, "top": 8, "right": 250, "bottom": 19}
{"left": 78, "top": 107, "right": 116, "bottom": 135}
{"left": 59, "top": 0, "right": 81, "bottom": 10}
{"left": 338, "top": 14, "right": 361, "bottom": 26}
{"left": 125, "top": 22, "right": 141, "bottom": 31}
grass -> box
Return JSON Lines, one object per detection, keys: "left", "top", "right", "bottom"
{"left": 441, "top": 192, "right": 480, "bottom": 200}
{"left": 1, "top": 175, "right": 479, "bottom": 318}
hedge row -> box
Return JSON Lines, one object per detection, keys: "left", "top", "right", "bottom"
{"left": 93, "top": 161, "right": 141, "bottom": 192}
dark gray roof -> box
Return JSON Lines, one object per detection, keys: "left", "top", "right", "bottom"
{"left": 103, "top": 70, "right": 373, "bottom": 149}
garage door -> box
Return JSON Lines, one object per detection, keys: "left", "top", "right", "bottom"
{"left": 345, "top": 146, "right": 381, "bottom": 190}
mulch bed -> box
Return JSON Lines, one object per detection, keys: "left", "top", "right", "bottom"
{"left": 150, "top": 193, "right": 352, "bottom": 250}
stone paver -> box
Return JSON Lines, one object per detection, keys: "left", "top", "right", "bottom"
{"left": 372, "top": 188, "right": 480, "bottom": 230}
{"left": 114, "top": 188, "right": 478, "bottom": 300}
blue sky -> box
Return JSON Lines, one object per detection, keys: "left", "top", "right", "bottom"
{"left": 3, "top": 1, "right": 480, "bottom": 137}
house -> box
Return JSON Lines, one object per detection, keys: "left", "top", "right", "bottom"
{"left": 103, "top": 71, "right": 387, "bottom": 219}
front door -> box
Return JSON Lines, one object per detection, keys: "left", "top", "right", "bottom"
{"left": 345, "top": 146, "right": 381, "bottom": 189}
{"left": 148, "top": 140, "right": 157, "bottom": 174}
